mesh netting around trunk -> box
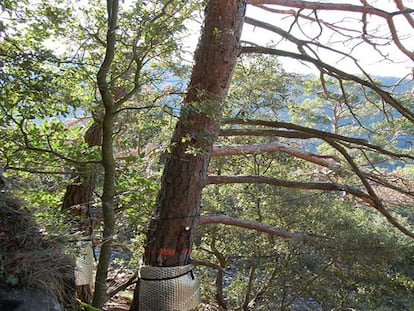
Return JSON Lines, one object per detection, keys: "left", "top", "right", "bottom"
{"left": 138, "top": 264, "right": 200, "bottom": 310}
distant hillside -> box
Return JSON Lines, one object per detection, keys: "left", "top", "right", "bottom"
{"left": 289, "top": 76, "right": 413, "bottom": 170}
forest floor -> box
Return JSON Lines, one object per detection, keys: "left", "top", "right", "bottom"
{"left": 103, "top": 294, "right": 132, "bottom": 311}
{"left": 102, "top": 292, "right": 222, "bottom": 311}
{"left": 102, "top": 269, "right": 134, "bottom": 311}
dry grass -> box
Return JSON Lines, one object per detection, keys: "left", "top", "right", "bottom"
{"left": 0, "top": 192, "right": 75, "bottom": 306}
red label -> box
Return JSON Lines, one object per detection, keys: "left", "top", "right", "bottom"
{"left": 146, "top": 248, "right": 192, "bottom": 255}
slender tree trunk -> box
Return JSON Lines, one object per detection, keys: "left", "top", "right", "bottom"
{"left": 92, "top": 110, "right": 116, "bottom": 309}
{"left": 211, "top": 233, "right": 228, "bottom": 309}
{"left": 92, "top": 0, "right": 119, "bottom": 308}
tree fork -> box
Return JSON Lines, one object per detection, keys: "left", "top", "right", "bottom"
{"left": 142, "top": 0, "right": 246, "bottom": 267}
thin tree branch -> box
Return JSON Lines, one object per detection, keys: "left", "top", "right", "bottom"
{"left": 248, "top": 0, "right": 413, "bottom": 17}
{"left": 252, "top": 267, "right": 279, "bottom": 304}
{"left": 212, "top": 141, "right": 340, "bottom": 168}
{"left": 326, "top": 139, "right": 414, "bottom": 239}
{"left": 241, "top": 46, "right": 414, "bottom": 123}
{"left": 241, "top": 265, "right": 256, "bottom": 311}
{"left": 107, "top": 271, "right": 139, "bottom": 299}
{"left": 114, "top": 58, "right": 144, "bottom": 108}
{"left": 116, "top": 104, "right": 159, "bottom": 114}
{"left": 394, "top": 0, "right": 414, "bottom": 28}
{"left": 367, "top": 172, "right": 414, "bottom": 198}
{"left": 6, "top": 166, "right": 75, "bottom": 175}
{"left": 16, "top": 119, "right": 100, "bottom": 165}
{"left": 219, "top": 127, "right": 414, "bottom": 206}
{"left": 222, "top": 118, "right": 414, "bottom": 160}
{"left": 199, "top": 214, "right": 326, "bottom": 251}
{"left": 219, "top": 128, "right": 314, "bottom": 139}
{"left": 244, "top": 16, "right": 371, "bottom": 77}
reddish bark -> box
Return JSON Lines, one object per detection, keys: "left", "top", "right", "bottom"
{"left": 61, "top": 122, "right": 101, "bottom": 303}
{"left": 142, "top": 0, "right": 246, "bottom": 267}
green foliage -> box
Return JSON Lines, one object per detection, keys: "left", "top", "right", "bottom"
{"left": 2, "top": 2, "right": 414, "bottom": 309}
{"left": 226, "top": 54, "right": 290, "bottom": 119}
{"left": 198, "top": 183, "right": 414, "bottom": 309}
{"left": 0, "top": 0, "right": 199, "bottom": 303}
{"left": 194, "top": 54, "right": 414, "bottom": 309}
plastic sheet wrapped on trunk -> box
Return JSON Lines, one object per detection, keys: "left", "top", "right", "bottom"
{"left": 74, "top": 241, "right": 94, "bottom": 285}
{"left": 138, "top": 264, "right": 200, "bottom": 310}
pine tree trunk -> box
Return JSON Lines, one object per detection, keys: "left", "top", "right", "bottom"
{"left": 142, "top": 0, "right": 245, "bottom": 268}
{"left": 130, "top": 2, "right": 245, "bottom": 309}
{"left": 130, "top": 0, "right": 246, "bottom": 311}
{"left": 130, "top": 1, "right": 245, "bottom": 309}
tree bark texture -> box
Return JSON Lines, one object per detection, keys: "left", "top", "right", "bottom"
{"left": 62, "top": 175, "right": 95, "bottom": 304}
{"left": 61, "top": 122, "right": 101, "bottom": 303}
{"left": 143, "top": 0, "right": 246, "bottom": 267}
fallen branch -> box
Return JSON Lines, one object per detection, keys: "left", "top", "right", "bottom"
{"left": 107, "top": 271, "right": 138, "bottom": 299}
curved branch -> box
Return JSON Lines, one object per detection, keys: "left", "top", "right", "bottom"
{"left": 385, "top": 12, "right": 414, "bottom": 62}
{"left": 219, "top": 128, "right": 314, "bottom": 139}
{"left": 107, "top": 271, "right": 138, "bottom": 299}
{"left": 244, "top": 16, "right": 372, "bottom": 78}
{"left": 116, "top": 104, "right": 159, "bottom": 114}
{"left": 394, "top": 0, "right": 414, "bottom": 28}
{"left": 114, "top": 58, "right": 144, "bottom": 108}
{"left": 367, "top": 172, "right": 414, "bottom": 198}
{"left": 248, "top": 0, "right": 413, "bottom": 17}
{"left": 218, "top": 126, "right": 414, "bottom": 204}
{"left": 207, "top": 174, "right": 414, "bottom": 239}
{"left": 199, "top": 214, "right": 329, "bottom": 253}
{"left": 326, "top": 139, "right": 414, "bottom": 239}
{"left": 96, "top": 0, "right": 118, "bottom": 111}
{"left": 244, "top": 16, "right": 361, "bottom": 63}
{"left": 241, "top": 15, "right": 413, "bottom": 121}
{"left": 17, "top": 119, "right": 99, "bottom": 165}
